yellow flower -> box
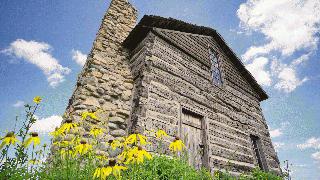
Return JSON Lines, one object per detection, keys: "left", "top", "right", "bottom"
{"left": 96, "top": 155, "right": 108, "bottom": 161}
{"left": 60, "top": 148, "right": 74, "bottom": 159}
{"left": 59, "top": 120, "right": 77, "bottom": 133}
{"left": 93, "top": 167, "right": 105, "bottom": 179}
{"left": 117, "top": 150, "right": 128, "bottom": 163}
{"left": 74, "top": 140, "right": 92, "bottom": 155}
{"left": 53, "top": 140, "right": 74, "bottom": 148}
{"left": 90, "top": 127, "right": 103, "bottom": 138}
{"left": 107, "top": 139, "right": 123, "bottom": 150}
{"left": 29, "top": 159, "right": 40, "bottom": 165}
{"left": 93, "top": 160, "right": 127, "bottom": 180}
{"left": 33, "top": 96, "right": 42, "bottom": 104}
{"left": 169, "top": 137, "right": 186, "bottom": 152}
{"left": 124, "top": 132, "right": 148, "bottom": 146}
{"left": 0, "top": 132, "right": 19, "bottom": 149}
{"left": 24, "top": 132, "right": 40, "bottom": 148}
{"left": 125, "top": 146, "right": 152, "bottom": 164}
{"left": 112, "top": 164, "right": 127, "bottom": 179}
{"left": 156, "top": 129, "right": 168, "bottom": 139}
{"left": 214, "top": 171, "right": 220, "bottom": 178}
{"left": 81, "top": 111, "right": 98, "bottom": 120}
{"left": 49, "top": 127, "right": 65, "bottom": 138}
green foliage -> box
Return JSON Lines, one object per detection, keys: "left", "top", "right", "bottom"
{"left": 0, "top": 98, "right": 284, "bottom": 180}
{"left": 249, "top": 168, "right": 283, "bottom": 180}
{"left": 0, "top": 102, "right": 48, "bottom": 180}
{"left": 40, "top": 153, "right": 97, "bottom": 180}
{"left": 214, "top": 168, "right": 283, "bottom": 180}
{"left": 122, "top": 155, "right": 212, "bottom": 180}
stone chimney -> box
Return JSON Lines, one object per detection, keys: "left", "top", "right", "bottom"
{"left": 54, "top": 0, "right": 138, "bottom": 154}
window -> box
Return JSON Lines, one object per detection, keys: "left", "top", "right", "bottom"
{"left": 209, "top": 49, "right": 222, "bottom": 85}
{"left": 250, "top": 135, "right": 268, "bottom": 171}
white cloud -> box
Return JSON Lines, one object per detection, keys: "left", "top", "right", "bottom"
{"left": 245, "top": 57, "right": 272, "bottom": 86}
{"left": 269, "top": 122, "right": 288, "bottom": 139}
{"left": 12, "top": 100, "right": 24, "bottom": 108}
{"left": 297, "top": 137, "right": 320, "bottom": 150}
{"left": 312, "top": 152, "right": 320, "bottom": 161}
{"left": 2, "top": 39, "right": 71, "bottom": 87}
{"left": 271, "top": 60, "right": 308, "bottom": 93}
{"left": 30, "top": 115, "right": 63, "bottom": 134}
{"left": 269, "top": 128, "right": 283, "bottom": 138}
{"left": 273, "top": 142, "right": 284, "bottom": 152}
{"left": 237, "top": 0, "right": 320, "bottom": 56}
{"left": 298, "top": 137, "right": 320, "bottom": 168}
{"left": 275, "top": 67, "right": 308, "bottom": 93}
{"left": 242, "top": 45, "right": 273, "bottom": 62}
{"left": 71, "top": 49, "right": 87, "bottom": 66}
{"left": 312, "top": 151, "right": 320, "bottom": 168}
{"left": 291, "top": 53, "right": 312, "bottom": 67}
{"left": 280, "top": 121, "right": 290, "bottom": 128}
{"left": 237, "top": 0, "right": 320, "bottom": 93}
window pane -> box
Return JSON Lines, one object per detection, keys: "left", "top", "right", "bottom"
{"left": 209, "top": 49, "right": 222, "bottom": 85}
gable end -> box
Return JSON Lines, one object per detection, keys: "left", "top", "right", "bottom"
{"left": 123, "top": 15, "right": 268, "bottom": 101}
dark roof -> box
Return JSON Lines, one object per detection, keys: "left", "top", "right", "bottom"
{"left": 123, "top": 15, "right": 268, "bottom": 101}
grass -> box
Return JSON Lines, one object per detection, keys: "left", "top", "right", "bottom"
{"left": 0, "top": 97, "right": 284, "bottom": 180}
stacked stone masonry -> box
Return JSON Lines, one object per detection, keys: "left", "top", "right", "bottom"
{"left": 56, "top": 0, "right": 281, "bottom": 176}
{"left": 53, "top": 0, "right": 137, "bottom": 157}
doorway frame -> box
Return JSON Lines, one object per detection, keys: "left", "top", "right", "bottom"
{"left": 179, "top": 104, "right": 209, "bottom": 169}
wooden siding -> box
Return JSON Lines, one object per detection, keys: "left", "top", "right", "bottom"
{"left": 129, "top": 31, "right": 281, "bottom": 175}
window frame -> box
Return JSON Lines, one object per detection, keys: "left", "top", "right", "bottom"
{"left": 209, "top": 48, "right": 223, "bottom": 86}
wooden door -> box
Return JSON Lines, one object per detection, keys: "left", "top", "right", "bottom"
{"left": 181, "top": 110, "right": 204, "bottom": 169}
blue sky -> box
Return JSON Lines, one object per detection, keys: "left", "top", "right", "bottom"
{"left": 0, "top": 0, "right": 319, "bottom": 179}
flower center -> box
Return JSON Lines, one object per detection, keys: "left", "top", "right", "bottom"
{"left": 31, "top": 132, "right": 39, "bottom": 137}
{"left": 138, "top": 146, "right": 143, "bottom": 151}
{"left": 108, "top": 139, "right": 114, "bottom": 144}
{"left": 66, "top": 119, "right": 72, "bottom": 123}
{"left": 5, "top": 132, "right": 14, "bottom": 137}
{"left": 175, "top": 136, "right": 180, "bottom": 141}
{"left": 109, "top": 159, "right": 116, "bottom": 167}
{"left": 80, "top": 140, "right": 87, "bottom": 144}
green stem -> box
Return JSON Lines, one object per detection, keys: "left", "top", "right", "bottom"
{"left": 16, "top": 104, "right": 39, "bottom": 166}
{"left": 30, "top": 145, "right": 35, "bottom": 175}
{"left": 66, "top": 147, "right": 70, "bottom": 179}
{"left": 0, "top": 145, "right": 10, "bottom": 165}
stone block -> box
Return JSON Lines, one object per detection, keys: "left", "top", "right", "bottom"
{"left": 124, "top": 82, "right": 133, "bottom": 90}
{"left": 83, "top": 97, "right": 100, "bottom": 107}
{"left": 92, "top": 71, "right": 102, "bottom": 78}
{"left": 116, "top": 109, "right": 130, "bottom": 117}
{"left": 98, "top": 99, "right": 106, "bottom": 105}
{"left": 84, "top": 84, "right": 96, "bottom": 92}
{"left": 102, "top": 102, "right": 117, "bottom": 111}
{"left": 109, "top": 116, "right": 125, "bottom": 124}
{"left": 103, "top": 95, "right": 111, "bottom": 101}
{"left": 110, "top": 129, "right": 126, "bottom": 137}
{"left": 108, "top": 122, "right": 118, "bottom": 130}
{"left": 102, "top": 74, "right": 110, "bottom": 81}
{"left": 97, "top": 88, "right": 105, "bottom": 94}
{"left": 121, "top": 90, "right": 132, "bottom": 101}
